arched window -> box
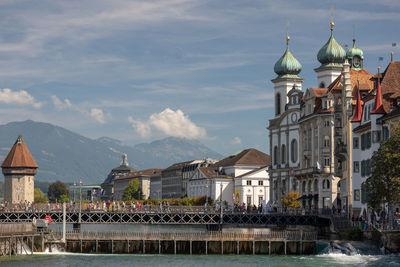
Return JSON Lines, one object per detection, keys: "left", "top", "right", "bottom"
{"left": 276, "top": 93, "right": 281, "bottom": 115}
{"left": 281, "top": 144, "right": 286, "bottom": 164}
{"left": 291, "top": 139, "right": 298, "bottom": 163}
{"left": 302, "top": 181, "right": 306, "bottom": 193}
{"left": 314, "top": 179, "right": 318, "bottom": 192}
{"left": 273, "top": 146, "right": 278, "bottom": 165}
{"left": 326, "top": 180, "right": 330, "bottom": 189}
{"left": 319, "top": 82, "right": 325, "bottom": 88}
{"left": 322, "top": 180, "right": 326, "bottom": 189}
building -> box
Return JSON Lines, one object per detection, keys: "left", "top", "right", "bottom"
{"left": 351, "top": 58, "right": 400, "bottom": 216}
{"left": 101, "top": 154, "right": 135, "bottom": 200}
{"left": 1, "top": 136, "right": 38, "bottom": 204}
{"left": 113, "top": 168, "right": 163, "bottom": 201}
{"left": 188, "top": 148, "right": 270, "bottom": 207}
{"left": 182, "top": 158, "right": 217, "bottom": 197}
{"left": 268, "top": 19, "right": 400, "bottom": 214}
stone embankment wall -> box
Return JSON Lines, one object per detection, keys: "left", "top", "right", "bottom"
{"left": 364, "top": 230, "right": 400, "bottom": 253}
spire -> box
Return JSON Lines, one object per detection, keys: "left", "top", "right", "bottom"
{"left": 121, "top": 153, "right": 129, "bottom": 166}
{"left": 371, "top": 66, "right": 386, "bottom": 114}
{"left": 351, "top": 90, "right": 363, "bottom": 122}
{"left": 1, "top": 136, "right": 38, "bottom": 168}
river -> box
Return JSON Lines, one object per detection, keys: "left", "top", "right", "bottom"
{"left": 1, "top": 224, "right": 399, "bottom": 266}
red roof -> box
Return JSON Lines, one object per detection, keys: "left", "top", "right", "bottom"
{"left": 371, "top": 79, "right": 386, "bottom": 115}
{"left": 351, "top": 91, "right": 363, "bottom": 122}
{"left": 1, "top": 136, "right": 38, "bottom": 168}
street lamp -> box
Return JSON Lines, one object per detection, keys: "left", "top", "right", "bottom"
{"left": 73, "top": 182, "right": 76, "bottom": 202}
{"left": 79, "top": 180, "right": 82, "bottom": 223}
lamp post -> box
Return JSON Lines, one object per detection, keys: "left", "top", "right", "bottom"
{"left": 79, "top": 180, "right": 82, "bottom": 223}
{"left": 73, "top": 182, "right": 76, "bottom": 202}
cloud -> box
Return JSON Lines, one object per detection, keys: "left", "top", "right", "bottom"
{"left": 90, "top": 108, "right": 106, "bottom": 124}
{"left": 0, "top": 88, "right": 43, "bottom": 109}
{"left": 51, "top": 95, "right": 107, "bottom": 124}
{"left": 231, "top": 137, "right": 241, "bottom": 145}
{"left": 129, "top": 108, "right": 206, "bottom": 139}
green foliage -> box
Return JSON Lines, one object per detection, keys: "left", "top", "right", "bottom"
{"left": 366, "top": 123, "right": 400, "bottom": 209}
{"left": 47, "top": 181, "right": 70, "bottom": 202}
{"left": 123, "top": 178, "right": 141, "bottom": 201}
{"left": 281, "top": 191, "right": 301, "bottom": 208}
{"left": 59, "top": 194, "right": 70, "bottom": 203}
{"left": 34, "top": 188, "right": 48, "bottom": 203}
{"left": 345, "top": 226, "right": 363, "bottom": 241}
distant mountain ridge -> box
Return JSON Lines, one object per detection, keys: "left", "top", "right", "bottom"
{"left": 0, "top": 120, "right": 223, "bottom": 184}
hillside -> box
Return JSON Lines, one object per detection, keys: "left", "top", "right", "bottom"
{"left": 0, "top": 120, "right": 223, "bottom": 184}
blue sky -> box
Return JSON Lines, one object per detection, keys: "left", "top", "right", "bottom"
{"left": 0, "top": 0, "right": 399, "bottom": 156}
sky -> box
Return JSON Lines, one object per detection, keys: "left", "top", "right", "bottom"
{"left": 0, "top": 0, "right": 399, "bottom": 156}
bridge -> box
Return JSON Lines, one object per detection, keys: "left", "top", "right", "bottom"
{"left": 0, "top": 210, "right": 330, "bottom": 227}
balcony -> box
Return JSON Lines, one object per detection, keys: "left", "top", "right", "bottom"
{"left": 335, "top": 141, "right": 347, "bottom": 157}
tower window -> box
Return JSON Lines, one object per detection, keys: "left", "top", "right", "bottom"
{"left": 275, "top": 93, "right": 281, "bottom": 115}
{"left": 291, "top": 139, "right": 298, "bottom": 163}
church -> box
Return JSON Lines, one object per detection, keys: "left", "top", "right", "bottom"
{"left": 268, "top": 20, "right": 400, "bottom": 215}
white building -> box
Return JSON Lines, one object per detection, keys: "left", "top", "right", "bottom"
{"left": 188, "top": 148, "right": 270, "bottom": 207}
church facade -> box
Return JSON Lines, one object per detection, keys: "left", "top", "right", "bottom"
{"left": 268, "top": 20, "right": 400, "bottom": 214}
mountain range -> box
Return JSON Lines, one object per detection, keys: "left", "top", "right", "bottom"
{"left": 0, "top": 120, "right": 223, "bottom": 184}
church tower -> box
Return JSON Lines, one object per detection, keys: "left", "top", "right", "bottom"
{"left": 314, "top": 21, "right": 346, "bottom": 88}
{"left": 1, "top": 136, "right": 38, "bottom": 204}
{"left": 272, "top": 35, "right": 303, "bottom": 117}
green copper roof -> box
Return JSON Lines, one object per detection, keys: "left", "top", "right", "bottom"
{"left": 346, "top": 39, "right": 364, "bottom": 60}
{"left": 317, "top": 30, "right": 346, "bottom": 67}
{"left": 274, "top": 46, "right": 302, "bottom": 78}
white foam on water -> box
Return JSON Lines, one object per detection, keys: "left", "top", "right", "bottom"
{"left": 317, "top": 252, "right": 382, "bottom": 265}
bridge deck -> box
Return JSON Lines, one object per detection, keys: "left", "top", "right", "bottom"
{"left": 0, "top": 211, "right": 329, "bottom": 226}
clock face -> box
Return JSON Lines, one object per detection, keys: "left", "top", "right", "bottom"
{"left": 291, "top": 113, "right": 298, "bottom": 123}
{"left": 353, "top": 56, "right": 361, "bottom": 68}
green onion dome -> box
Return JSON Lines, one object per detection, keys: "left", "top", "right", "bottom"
{"left": 317, "top": 22, "right": 346, "bottom": 67}
{"left": 274, "top": 36, "right": 302, "bottom": 78}
{"left": 346, "top": 39, "right": 364, "bottom": 60}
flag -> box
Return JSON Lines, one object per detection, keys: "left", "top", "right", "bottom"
{"left": 316, "top": 161, "right": 321, "bottom": 170}
{"left": 378, "top": 57, "right": 384, "bottom": 61}
{"left": 392, "top": 43, "right": 397, "bottom": 47}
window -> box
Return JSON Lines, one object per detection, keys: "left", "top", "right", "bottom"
{"left": 247, "top": 196, "right": 252, "bottom": 205}
{"left": 313, "top": 179, "right": 318, "bottom": 192}
{"left": 354, "top": 189, "right": 360, "bottom": 201}
{"left": 353, "top": 137, "right": 359, "bottom": 149}
{"left": 353, "top": 161, "right": 360, "bottom": 173}
{"left": 319, "top": 82, "right": 325, "bottom": 88}
{"left": 302, "top": 181, "right": 306, "bottom": 193}
{"left": 361, "top": 132, "right": 371, "bottom": 150}
{"left": 273, "top": 146, "right": 278, "bottom": 165}
{"left": 324, "top": 158, "right": 330, "bottom": 167}
{"left": 307, "top": 180, "right": 311, "bottom": 192}
{"left": 246, "top": 180, "right": 252, "bottom": 186}
{"left": 259, "top": 196, "right": 263, "bottom": 204}
{"left": 291, "top": 139, "right": 298, "bottom": 163}
{"left": 324, "top": 136, "right": 330, "bottom": 148}
{"left": 281, "top": 144, "right": 286, "bottom": 164}
{"left": 276, "top": 93, "right": 281, "bottom": 115}
{"left": 382, "top": 127, "right": 389, "bottom": 141}
{"left": 258, "top": 180, "right": 263, "bottom": 186}
{"left": 373, "top": 131, "right": 381, "bottom": 143}
{"left": 324, "top": 120, "right": 330, "bottom": 127}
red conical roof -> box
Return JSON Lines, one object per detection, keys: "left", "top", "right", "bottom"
{"left": 371, "top": 79, "right": 386, "bottom": 114}
{"left": 351, "top": 91, "right": 363, "bottom": 122}
{"left": 1, "top": 136, "right": 38, "bottom": 168}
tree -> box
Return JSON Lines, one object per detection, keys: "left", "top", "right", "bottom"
{"left": 123, "top": 178, "right": 142, "bottom": 201}
{"left": 281, "top": 191, "right": 301, "bottom": 208}
{"left": 48, "top": 181, "right": 70, "bottom": 202}
{"left": 366, "top": 123, "right": 400, "bottom": 229}
{"left": 34, "top": 188, "right": 48, "bottom": 203}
